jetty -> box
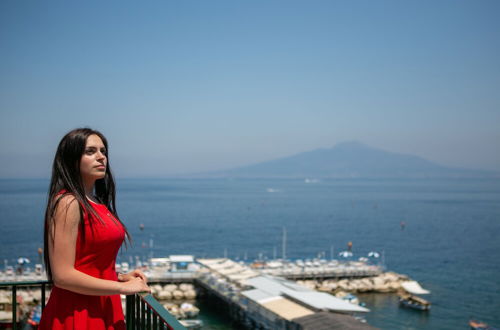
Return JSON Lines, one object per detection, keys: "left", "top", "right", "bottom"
{"left": 195, "top": 258, "right": 375, "bottom": 329}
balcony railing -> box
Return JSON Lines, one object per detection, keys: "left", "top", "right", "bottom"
{"left": 0, "top": 281, "right": 186, "bottom": 330}
{"left": 126, "top": 292, "right": 186, "bottom": 330}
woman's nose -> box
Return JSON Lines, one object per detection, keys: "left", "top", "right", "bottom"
{"left": 96, "top": 151, "right": 106, "bottom": 160}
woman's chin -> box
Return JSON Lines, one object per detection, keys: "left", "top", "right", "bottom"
{"left": 93, "top": 172, "right": 106, "bottom": 180}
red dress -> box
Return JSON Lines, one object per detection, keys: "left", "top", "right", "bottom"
{"left": 40, "top": 199, "right": 126, "bottom": 330}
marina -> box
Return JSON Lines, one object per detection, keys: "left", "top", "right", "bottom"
{"left": 1, "top": 254, "right": 419, "bottom": 329}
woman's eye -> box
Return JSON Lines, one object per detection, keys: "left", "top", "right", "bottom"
{"left": 85, "top": 149, "right": 94, "bottom": 155}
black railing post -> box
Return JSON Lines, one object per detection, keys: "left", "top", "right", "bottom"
{"left": 12, "top": 285, "right": 17, "bottom": 330}
{"left": 41, "top": 282, "right": 46, "bottom": 311}
{"left": 147, "top": 308, "right": 151, "bottom": 329}
{"left": 153, "top": 312, "right": 158, "bottom": 328}
{"left": 126, "top": 295, "right": 132, "bottom": 330}
{"left": 135, "top": 293, "right": 140, "bottom": 328}
{"left": 140, "top": 299, "right": 146, "bottom": 330}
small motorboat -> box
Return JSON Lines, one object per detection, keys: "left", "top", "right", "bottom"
{"left": 179, "top": 319, "right": 203, "bottom": 329}
{"left": 469, "top": 319, "right": 499, "bottom": 330}
{"left": 335, "top": 291, "right": 361, "bottom": 305}
{"left": 398, "top": 280, "right": 431, "bottom": 311}
{"left": 180, "top": 302, "right": 200, "bottom": 318}
{"left": 398, "top": 292, "right": 431, "bottom": 311}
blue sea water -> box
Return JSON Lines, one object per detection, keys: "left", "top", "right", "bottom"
{"left": 1, "top": 178, "right": 499, "bottom": 329}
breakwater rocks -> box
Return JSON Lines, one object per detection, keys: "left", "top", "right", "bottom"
{"left": 161, "top": 302, "right": 200, "bottom": 319}
{"left": 150, "top": 283, "right": 197, "bottom": 301}
{"left": 296, "top": 272, "right": 410, "bottom": 294}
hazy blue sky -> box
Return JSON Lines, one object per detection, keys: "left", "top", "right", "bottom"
{"left": 1, "top": 1, "right": 499, "bottom": 177}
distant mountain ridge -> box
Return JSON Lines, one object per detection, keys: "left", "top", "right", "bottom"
{"left": 197, "top": 141, "right": 497, "bottom": 178}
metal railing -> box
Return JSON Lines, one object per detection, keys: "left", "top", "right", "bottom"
{"left": 0, "top": 280, "right": 49, "bottom": 330}
{"left": 126, "top": 292, "right": 186, "bottom": 330}
{"left": 0, "top": 281, "right": 186, "bottom": 330}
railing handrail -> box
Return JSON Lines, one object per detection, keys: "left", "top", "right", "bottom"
{"left": 139, "top": 292, "right": 187, "bottom": 330}
{"left": 0, "top": 280, "right": 51, "bottom": 286}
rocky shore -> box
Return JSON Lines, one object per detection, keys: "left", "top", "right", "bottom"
{"left": 296, "top": 272, "right": 410, "bottom": 294}
{"left": 150, "top": 283, "right": 197, "bottom": 301}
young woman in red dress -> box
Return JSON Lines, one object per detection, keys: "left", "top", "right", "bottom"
{"left": 39, "top": 128, "right": 150, "bottom": 329}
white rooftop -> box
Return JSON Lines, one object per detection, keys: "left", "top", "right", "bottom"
{"left": 243, "top": 275, "right": 311, "bottom": 295}
{"left": 169, "top": 255, "right": 194, "bottom": 263}
{"left": 196, "top": 258, "right": 225, "bottom": 266}
{"left": 261, "top": 297, "right": 315, "bottom": 320}
{"left": 241, "top": 288, "right": 277, "bottom": 302}
{"left": 196, "top": 258, "right": 259, "bottom": 282}
{"left": 283, "top": 290, "right": 370, "bottom": 313}
{"left": 243, "top": 275, "right": 370, "bottom": 313}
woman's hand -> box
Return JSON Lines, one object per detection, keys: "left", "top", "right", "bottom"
{"left": 119, "top": 277, "right": 151, "bottom": 295}
{"left": 118, "top": 269, "right": 148, "bottom": 284}
{"left": 117, "top": 269, "right": 150, "bottom": 294}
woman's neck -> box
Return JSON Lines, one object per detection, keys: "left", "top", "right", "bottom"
{"left": 83, "top": 179, "right": 95, "bottom": 198}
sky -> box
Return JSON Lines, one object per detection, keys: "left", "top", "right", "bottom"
{"left": 1, "top": 1, "right": 499, "bottom": 178}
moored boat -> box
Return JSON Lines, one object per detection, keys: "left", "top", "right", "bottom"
{"left": 398, "top": 293, "right": 431, "bottom": 311}
{"left": 469, "top": 319, "right": 499, "bottom": 330}
{"left": 179, "top": 319, "right": 203, "bottom": 329}
{"left": 398, "top": 280, "right": 431, "bottom": 311}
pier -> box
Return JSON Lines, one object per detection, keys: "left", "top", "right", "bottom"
{"left": 194, "top": 258, "right": 375, "bottom": 329}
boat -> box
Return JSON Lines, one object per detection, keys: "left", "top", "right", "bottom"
{"left": 398, "top": 281, "right": 431, "bottom": 311}
{"left": 180, "top": 302, "right": 200, "bottom": 318}
{"left": 179, "top": 319, "right": 203, "bottom": 329}
{"left": 398, "top": 293, "right": 431, "bottom": 311}
{"left": 335, "top": 291, "right": 360, "bottom": 305}
{"left": 469, "top": 319, "right": 499, "bottom": 330}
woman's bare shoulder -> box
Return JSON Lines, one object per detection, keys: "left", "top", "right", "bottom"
{"left": 53, "top": 194, "right": 81, "bottom": 224}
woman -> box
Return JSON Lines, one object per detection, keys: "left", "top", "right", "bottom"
{"left": 39, "top": 128, "right": 150, "bottom": 329}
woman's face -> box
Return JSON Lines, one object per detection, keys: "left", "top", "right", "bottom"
{"left": 80, "top": 134, "right": 107, "bottom": 183}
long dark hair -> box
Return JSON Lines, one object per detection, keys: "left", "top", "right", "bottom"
{"left": 43, "top": 128, "right": 130, "bottom": 279}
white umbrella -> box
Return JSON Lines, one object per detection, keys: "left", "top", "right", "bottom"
{"left": 17, "top": 257, "right": 30, "bottom": 265}
{"left": 338, "top": 251, "right": 353, "bottom": 258}
{"left": 368, "top": 251, "right": 380, "bottom": 258}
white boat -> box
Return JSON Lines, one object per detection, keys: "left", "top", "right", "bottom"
{"left": 179, "top": 319, "right": 203, "bottom": 329}
{"left": 401, "top": 281, "right": 430, "bottom": 295}
{"left": 180, "top": 303, "right": 200, "bottom": 318}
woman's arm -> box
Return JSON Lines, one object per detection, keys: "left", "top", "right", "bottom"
{"left": 48, "top": 195, "right": 150, "bottom": 296}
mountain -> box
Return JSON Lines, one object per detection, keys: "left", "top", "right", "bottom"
{"left": 199, "top": 141, "right": 497, "bottom": 178}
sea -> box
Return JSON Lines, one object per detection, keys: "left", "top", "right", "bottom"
{"left": 1, "top": 177, "right": 499, "bottom": 329}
